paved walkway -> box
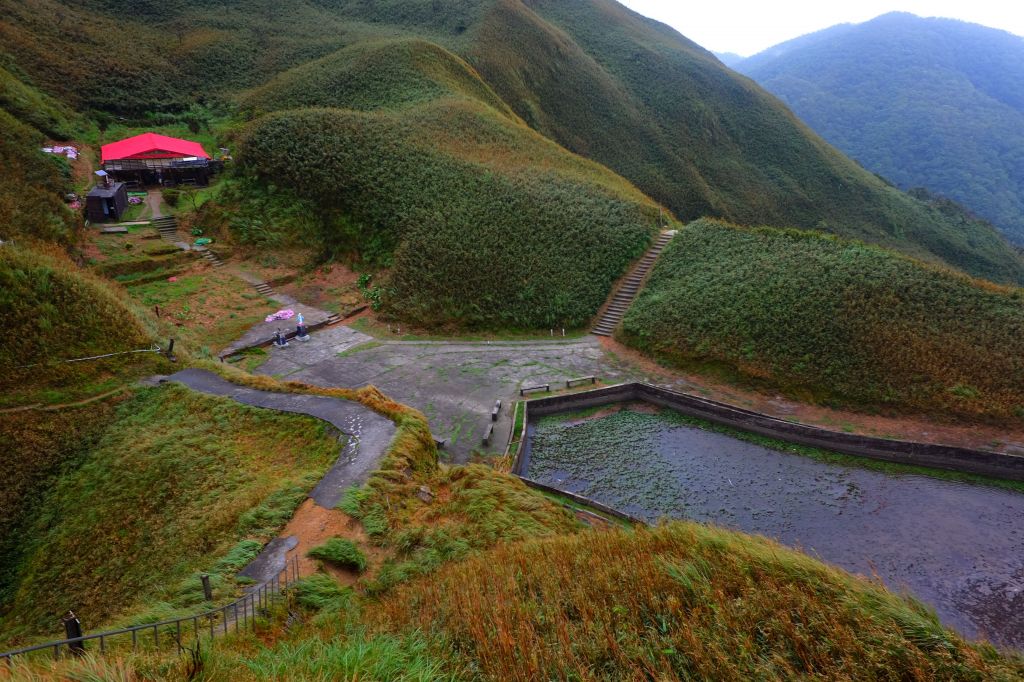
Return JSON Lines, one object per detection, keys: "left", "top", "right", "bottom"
{"left": 255, "top": 327, "right": 657, "bottom": 462}
{"left": 145, "top": 190, "right": 163, "bottom": 220}
{"left": 165, "top": 369, "right": 396, "bottom": 508}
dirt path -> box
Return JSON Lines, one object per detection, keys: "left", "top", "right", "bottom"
{"left": 275, "top": 499, "right": 388, "bottom": 586}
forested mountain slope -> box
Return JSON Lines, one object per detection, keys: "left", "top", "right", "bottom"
{"left": 737, "top": 12, "right": 1024, "bottom": 247}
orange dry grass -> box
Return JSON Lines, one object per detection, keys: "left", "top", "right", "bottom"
{"left": 372, "top": 523, "right": 1022, "bottom": 681}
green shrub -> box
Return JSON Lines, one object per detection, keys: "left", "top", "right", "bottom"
{"left": 308, "top": 538, "right": 368, "bottom": 573}
{"left": 292, "top": 574, "right": 350, "bottom": 612}
{"left": 161, "top": 188, "right": 180, "bottom": 207}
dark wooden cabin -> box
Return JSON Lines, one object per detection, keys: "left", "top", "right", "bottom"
{"left": 86, "top": 181, "right": 128, "bottom": 222}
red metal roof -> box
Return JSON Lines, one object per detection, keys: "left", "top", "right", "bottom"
{"left": 100, "top": 132, "right": 211, "bottom": 163}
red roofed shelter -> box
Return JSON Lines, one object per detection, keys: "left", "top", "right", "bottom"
{"left": 100, "top": 132, "right": 215, "bottom": 187}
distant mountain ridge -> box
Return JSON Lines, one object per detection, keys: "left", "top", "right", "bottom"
{"left": 737, "top": 12, "right": 1024, "bottom": 246}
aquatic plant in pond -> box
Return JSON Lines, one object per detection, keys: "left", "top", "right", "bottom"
{"left": 527, "top": 407, "right": 696, "bottom": 518}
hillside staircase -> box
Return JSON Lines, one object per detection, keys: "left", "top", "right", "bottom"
{"left": 153, "top": 216, "right": 225, "bottom": 268}
{"left": 152, "top": 216, "right": 181, "bottom": 245}
{"left": 591, "top": 230, "right": 676, "bottom": 337}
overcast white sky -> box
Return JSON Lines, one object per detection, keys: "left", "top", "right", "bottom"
{"left": 618, "top": 1, "right": 1024, "bottom": 56}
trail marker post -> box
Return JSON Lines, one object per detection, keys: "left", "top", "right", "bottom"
{"left": 201, "top": 574, "right": 213, "bottom": 601}
{"left": 61, "top": 611, "right": 85, "bottom": 657}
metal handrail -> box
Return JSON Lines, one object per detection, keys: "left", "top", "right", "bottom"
{"left": 2, "top": 555, "right": 299, "bottom": 664}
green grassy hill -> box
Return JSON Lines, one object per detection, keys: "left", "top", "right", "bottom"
{"left": 372, "top": 524, "right": 1022, "bottom": 680}
{"left": 464, "top": 0, "right": 1023, "bottom": 284}
{"left": 621, "top": 219, "right": 1024, "bottom": 422}
{"left": 0, "top": 245, "right": 171, "bottom": 407}
{"left": 238, "top": 100, "right": 659, "bottom": 329}
{"left": 737, "top": 12, "right": 1024, "bottom": 246}
{"left": 0, "top": 109, "right": 78, "bottom": 246}
{"left": 241, "top": 38, "right": 514, "bottom": 117}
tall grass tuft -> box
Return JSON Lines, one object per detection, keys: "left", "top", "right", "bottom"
{"left": 372, "top": 523, "right": 1024, "bottom": 680}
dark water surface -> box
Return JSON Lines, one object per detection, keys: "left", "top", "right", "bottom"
{"left": 522, "top": 404, "right": 1024, "bottom": 648}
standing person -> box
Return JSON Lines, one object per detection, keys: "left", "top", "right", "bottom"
{"left": 296, "top": 312, "right": 310, "bottom": 341}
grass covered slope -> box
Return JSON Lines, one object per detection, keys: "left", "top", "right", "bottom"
{"left": 0, "top": 245, "right": 170, "bottom": 406}
{"left": 6, "top": 0, "right": 1021, "bottom": 284}
{"left": 240, "top": 104, "right": 659, "bottom": 328}
{"left": 372, "top": 523, "right": 1023, "bottom": 680}
{"left": 242, "top": 38, "right": 515, "bottom": 118}
{"left": 7, "top": 375, "right": 1024, "bottom": 679}
{"left": 0, "top": 384, "right": 342, "bottom": 643}
{"left": 0, "top": 109, "right": 78, "bottom": 245}
{"left": 621, "top": 220, "right": 1024, "bottom": 421}
{"left": 0, "top": 402, "right": 119, "bottom": 613}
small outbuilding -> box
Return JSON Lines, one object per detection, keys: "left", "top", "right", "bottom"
{"left": 86, "top": 179, "right": 128, "bottom": 222}
{"left": 101, "top": 132, "right": 214, "bottom": 187}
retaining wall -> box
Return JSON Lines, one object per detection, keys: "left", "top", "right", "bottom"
{"left": 513, "top": 383, "right": 1024, "bottom": 482}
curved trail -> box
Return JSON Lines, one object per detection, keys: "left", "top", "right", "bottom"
{"left": 166, "top": 369, "right": 396, "bottom": 508}
{"left": 165, "top": 369, "right": 396, "bottom": 585}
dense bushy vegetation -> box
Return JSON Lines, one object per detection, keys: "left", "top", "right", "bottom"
{"left": 0, "top": 64, "right": 79, "bottom": 139}
{"left": 372, "top": 523, "right": 1024, "bottom": 680}
{"left": 0, "top": 402, "right": 119, "bottom": 608}
{"left": 241, "top": 105, "right": 658, "bottom": 328}
{"left": 0, "top": 109, "right": 78, "bottom": 245}
{"left": 622, "top": 219, "right": 1024, "bottom": 421}
{"left": 0, "top": 384, "right": 341, "bottom": 643}
{"left": 738, "top": 12, "right": 1024, "bottom": 246}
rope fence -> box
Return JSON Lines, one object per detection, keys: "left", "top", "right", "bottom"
{"left": 14, "top": 344, "right": 165, "bottom": 370}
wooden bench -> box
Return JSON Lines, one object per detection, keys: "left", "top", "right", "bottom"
{"left": 566, "top": 376, "right": 597, "bottom": 388}
{"left": 520, "top": 384, "right": 550, "bottom": 396}
{"left": 491, "top": 399, "right": 502, "bottom": 422}
{"left": 482, "top": 423, "right": 495, "bottom": 446}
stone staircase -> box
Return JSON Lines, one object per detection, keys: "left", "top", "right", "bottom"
{"left": 591, "top": 230, "right": 676, "bottom": 337}
{"left": 153, "top": 215, "right": 225, "bottom": 267}
{"left": 253, "top": 281, "right": 275, "bottom": 297}
{"left": 152, "top": 216, "right": 181, "bottom": 245}
{"left": 195, "top": 246, "right": 226, "bottom": 268}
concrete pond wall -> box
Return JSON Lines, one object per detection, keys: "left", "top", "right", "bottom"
{"left": 513, "top": 383, "right": 1024, "bottom": 481}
